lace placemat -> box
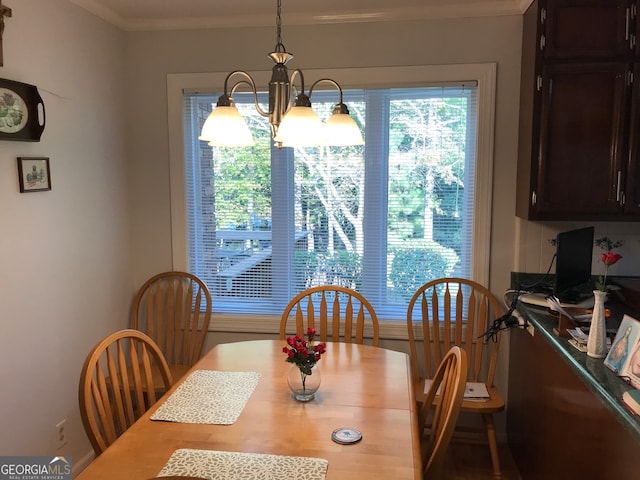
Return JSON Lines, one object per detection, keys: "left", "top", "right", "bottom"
{"left": 151, "top": 370, "right": 261, "bottom": 424}
{"left": 156, "top": 448, "right": 328, "bottom": 480}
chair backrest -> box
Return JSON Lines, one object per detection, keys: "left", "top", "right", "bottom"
{"left": 280, "top": 286, "right": 380, "bottom": 346}
{"left": 79, "top": 329, "right": 173, "bottom": 455}
{"left": 420, "top": 346, "right": 468, "bottom": 477}
{"left": 132, "top": 271, "right": 212, "bottom": 367}
{"left": 406, "top": 277, "right": 503, "bottom": 386}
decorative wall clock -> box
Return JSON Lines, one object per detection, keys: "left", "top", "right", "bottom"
{"left": 0, "top": 78, "right": 45, "bottom": 141}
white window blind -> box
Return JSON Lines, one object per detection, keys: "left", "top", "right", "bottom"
{"left": 183, "top": 82, "right": 480, "bottom": 318}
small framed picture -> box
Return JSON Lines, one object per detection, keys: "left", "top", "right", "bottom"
{"left": 17, "top": 156, "right": 51, "bottom": 192}
{"left": 605, "top": 315, "right": 640, "bottom": 375}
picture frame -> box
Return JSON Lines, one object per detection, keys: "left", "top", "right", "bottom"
{"left": 17, "top": 156, "right": 51, "bottom": 192}
{"left": 604, "top": 314, "right": 640, "bottom": 386}
{"left": 0, "top": 78, "right": 46, "bottom": 142}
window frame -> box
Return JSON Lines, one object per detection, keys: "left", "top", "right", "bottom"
{"left": 167, "top": 63, "right": 496, "bottom": 335}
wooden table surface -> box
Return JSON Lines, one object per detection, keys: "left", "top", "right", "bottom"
{"left": 76, "top": 339, "right": 422, "bottom": 480}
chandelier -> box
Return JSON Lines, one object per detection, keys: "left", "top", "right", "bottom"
{"left": 198, "top": 0, "right": 364, "bottom": 149}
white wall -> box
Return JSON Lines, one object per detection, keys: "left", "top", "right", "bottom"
{"left": 0, "top": 0, "right": 131, "bottom": 467}
{"left": 515, "top": 219, "right": 640, "bottom": 277}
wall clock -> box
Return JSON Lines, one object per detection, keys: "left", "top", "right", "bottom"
{"left": 0, "top": 78, "right": 45, "bottom": 141}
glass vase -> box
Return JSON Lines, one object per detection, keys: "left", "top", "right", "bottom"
{"left": 287, "top": 363, "right": 321, "bottom": 402}
{"left": 587, "top": 290, "right": 608, "bottom": 358}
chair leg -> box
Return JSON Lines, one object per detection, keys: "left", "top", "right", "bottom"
{"left": 482, "top": 413, "right": 502, "bottom": 478}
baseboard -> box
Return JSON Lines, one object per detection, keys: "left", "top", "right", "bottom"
{"left": 72, "top": 450, "right": 95, "bottom": 475}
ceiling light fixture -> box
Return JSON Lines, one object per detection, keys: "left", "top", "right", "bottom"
{"left": 199, "top": 0, "right": 364, "bottom": 149}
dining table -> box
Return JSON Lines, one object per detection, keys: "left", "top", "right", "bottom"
{"left": 75, "top": 339, "right": 422, "bottom": 480}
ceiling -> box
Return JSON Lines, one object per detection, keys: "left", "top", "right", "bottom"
{"left": 68, "top": 0, "right": 533, "bottom": 31}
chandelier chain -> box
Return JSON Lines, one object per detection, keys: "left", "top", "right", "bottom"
{"left": 276, "top": 0, "right": 283, "bottom": 49}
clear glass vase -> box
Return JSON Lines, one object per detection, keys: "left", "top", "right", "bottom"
{"left": 287, "top": 363, "right": 321, "bottom": 402}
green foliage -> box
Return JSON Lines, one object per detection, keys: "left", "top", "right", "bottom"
{"left": 295, "top": 250, "right": 320, "bottom": 291}
{"left": 387, "top": 96, "right": 466, "bottom": 254}
{"left": 294, "top": 249, "right": 362, "bottom": 292}
{"left": 321, "top": 251, "right": 362, "bottom": 290}
{"left": 213, "top": 143, "right": 271, "bottom": 229}
{"left": 389, "top": 240, "right": 458, "bottom": 301}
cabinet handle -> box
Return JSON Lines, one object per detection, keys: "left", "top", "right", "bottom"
{"left": 626, "top": 7, "right": 631, "bottom": 41}
{"left": 539, "top": 34, "right": 546, "bottom": 51}
{"left": 616, "top": 171, "right": 622, "bottom": 202}
{"left": 536, "top": 75, "right": 543, "bottom": 91}
{"left": 540, "top": 7, "right": 546, "bottom": 24}
{"left": 531, "top": 191, "right": 537, "bottom": 206}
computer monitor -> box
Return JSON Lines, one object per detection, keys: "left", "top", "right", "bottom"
{"left": 554, "top": 226, "right": 595, "bottom": 302}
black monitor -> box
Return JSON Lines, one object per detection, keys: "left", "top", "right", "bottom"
{"left": 554, "top": 226, "right": 595, "bottom": 302}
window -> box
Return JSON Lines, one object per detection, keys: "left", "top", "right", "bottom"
{"left": 169, "top": 64, "right": 495, "bottom": 321}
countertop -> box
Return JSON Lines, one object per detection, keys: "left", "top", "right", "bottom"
{"left": 516, "top": 301, "right": 640, "bottom": 443}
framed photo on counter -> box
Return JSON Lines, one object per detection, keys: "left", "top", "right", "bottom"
{"left": 604, "top": 314, "right": 640, "bottom": 386}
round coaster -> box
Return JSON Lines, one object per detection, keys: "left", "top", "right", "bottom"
{"left": 331, "top": 427, "right": 363, "bottom": 445}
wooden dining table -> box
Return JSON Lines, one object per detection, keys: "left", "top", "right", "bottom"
{"left": 75, "top": 339, "right": 422, "bottom": 480}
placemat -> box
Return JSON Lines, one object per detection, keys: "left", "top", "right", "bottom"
{"left": 156, "top": 448, "right": 329, "bottom": 480}
{"left": 150, "top": 370, "right": 261, "bottom": 424}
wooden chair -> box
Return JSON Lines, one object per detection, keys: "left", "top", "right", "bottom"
{"left": 280, "top": 285, "right": 380, "bottom": 346}
{"left": 132, "top": 271, "right": 212, "bottom": 384}
{"left": 420, "top": 346, "right": 468, "bottom": 478}
{"left": 79, "top": 329, "right": 173, "bottom": 455}
{"left": 406, "top": 278, "right": 505, "bottom": 478}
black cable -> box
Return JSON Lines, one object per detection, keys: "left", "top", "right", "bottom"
{"left": 478, "top": 253, "right": 558, "bottom": 342}
{"left": 518, "top": 253, "right": 556, "bottom": 293}
{"left": 479, "top": 288, "right": 527, "bottom": 343}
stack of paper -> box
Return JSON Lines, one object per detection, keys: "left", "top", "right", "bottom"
{"left": 567, "top": 328, "right": 589, "bottom": 352}
{"left": 424, "top": 380, "right": 490, "bottom": 401}
{"left": 567, "top": 327, "right": 612, "bottom": 353}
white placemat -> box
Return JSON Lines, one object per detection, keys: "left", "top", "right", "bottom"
{"left": 156, "top": 448, "right": 329, "bottom": 480}
{"left": 151, "top": 370, "right": 261, "bottom": 424}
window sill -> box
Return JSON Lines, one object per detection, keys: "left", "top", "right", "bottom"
{"left": 209, "top": 313, "right": 410, "bottom": 341}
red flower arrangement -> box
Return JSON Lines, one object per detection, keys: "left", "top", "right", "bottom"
{"left": 594, "top": 236, "right": 624, "bottom": 293}
{"left": 282, "top": 328, "right": 327, "bottom": 376}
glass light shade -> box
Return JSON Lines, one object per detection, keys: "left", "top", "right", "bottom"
{"left": 199, "top": 105, "right": 254, "bottom": 147}
{"left": 324, "top": 112, "right": 364, "bottom": 146}
{"left": 274, "top": 106, "right": 324, "bottom": 148}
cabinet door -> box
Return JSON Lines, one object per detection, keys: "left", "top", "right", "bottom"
{"left": 544, "top": 0, "right": 631, "bottom": 59}
{"left": 625, "top": 63, "right": 640, "bottom": 213}
{"left": 534, "top": 62, "right": 629, "bottom": 219}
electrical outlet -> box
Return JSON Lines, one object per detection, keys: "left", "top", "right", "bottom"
{"left": 55, "top": 419, "right": 67, "bottom": 450}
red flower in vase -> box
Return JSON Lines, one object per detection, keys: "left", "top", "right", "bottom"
{"left": 282, "top": 327, "right": 327, "bottom": 375}
{"left": 601, "top": 251, "right": 623, "bottom": 267}
{"left": 594, "top": 236, "right": 624, "bottom": 293}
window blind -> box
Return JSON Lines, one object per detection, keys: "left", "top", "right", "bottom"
{"left": 183, "top": 83, "right": 478, "bottom": 318}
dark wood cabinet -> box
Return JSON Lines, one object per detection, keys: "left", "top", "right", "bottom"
{"left": 535, "top": 62, "right": 629, "bottom": 218}
{"left": 516, "top": 0, "right": 640, "bottom": 220}
{"left": 626, "top": 63, "right": 640, "bottom": 213}
{"left": 508, "top": 323, "right": 640, "bottom": 479}
{"left": 544, "top": 0, "right": 630, "bottom": 59}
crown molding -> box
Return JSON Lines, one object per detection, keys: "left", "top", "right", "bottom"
{"left": 69, "top": 0, "right": 534, "bottom": 32}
